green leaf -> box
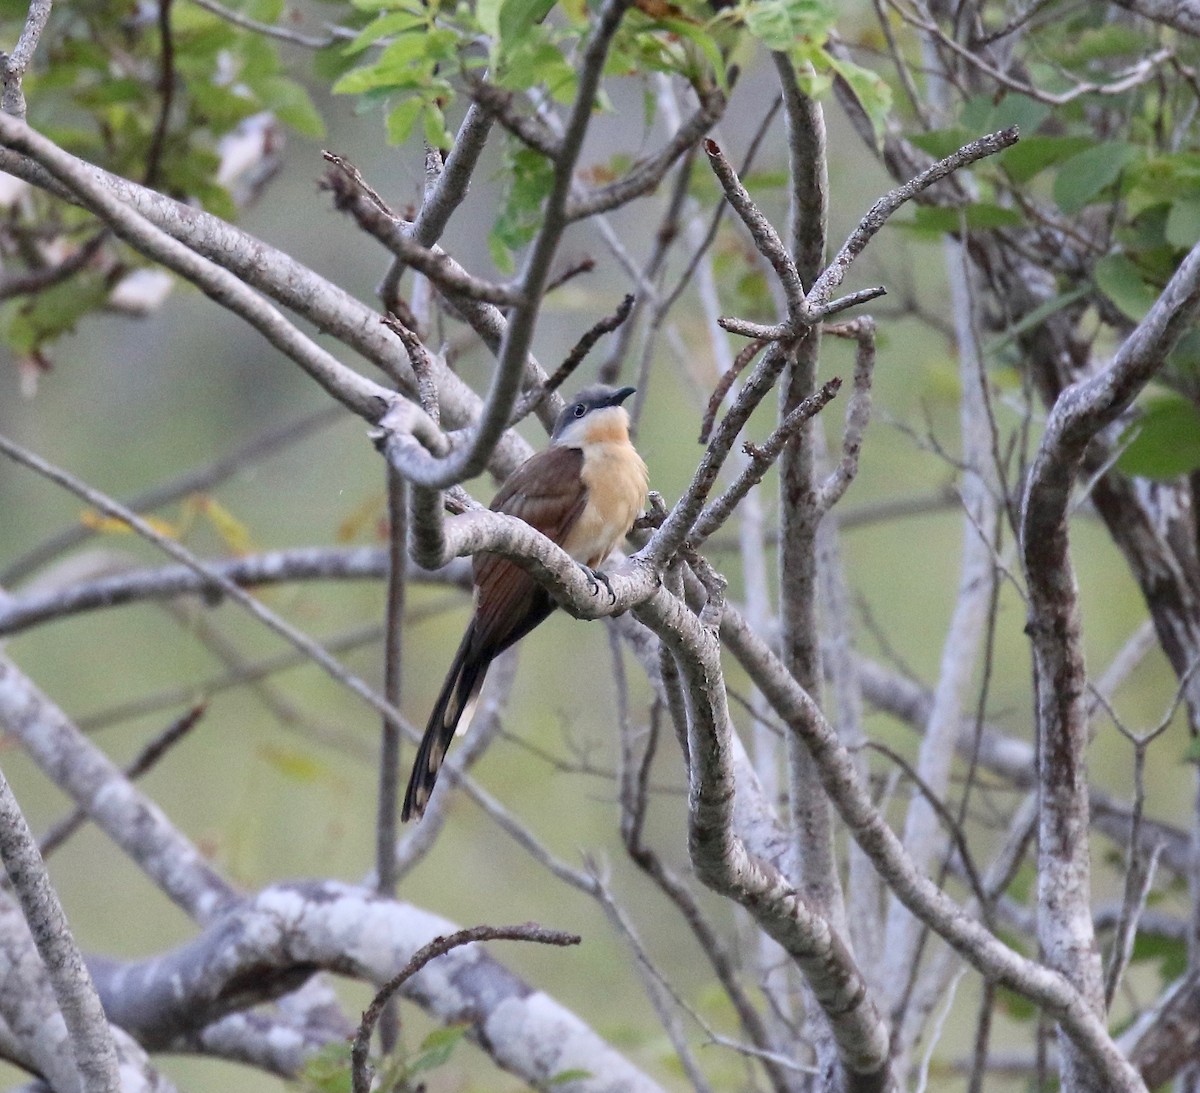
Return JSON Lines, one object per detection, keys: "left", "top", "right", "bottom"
{"left": 498, "top": 0, "right": 556, "bottom": 51}
{"left": 477, "top": 0, "right": 502, "bottom": 38}
{"left": 1127, "top": 153, "right": 1200, "bottom": 214}
{"left": 1053, "top": 141, "right": 1138, "bottom": 214}
{"left": 189, "top": 81, "right": 260, "bottom": 129}
{"left": 489, "top": 144, "right": 555, "bottom": 271}
{"left": 1166, "top": 198, "right": 1200, "bottom": 250}
{"left": 407, "top": 1024, "right": 469, "bottom": 1076}
{"left": 2, "top": 271, "right": 111, "bottom": 354}
{"left": 496, "top": 38, "right": 577, "bottom": 99}
{"left": 343, "top": 9, "right": 426, "bottom": 55}
{"left": 297, "top": 1043, "right": 353, "bottom": 1093}
{"left": 1051, "top": 22, "right": 1149, "bottom": 65}
{"left": 74, "top": 78, "right": 147, "bottom": 106}
{"left": 422, "top": 99, "right": 452, "bottom": 149}
{"left": 999, "top": 135, "right": 1093, "bottom": 184}
{"left": 1117, "top": 394, "right": 1200, "bottom": 480}
{"left": 550, "top": 1068, "right": 595, "bottom": 1084}
{"left": 1130, "top": 932, "right": 1187, "bottom": 980}
{"left": 333, "top": 34, "right": 430, "bottom": 94}
{"left": 960, "top": 91, "right": 1050, "bottom": 136}
{"left": 386, "top": 97, "right": 423, "bottom": 144}
{"left": 257, "top": 76, "right": 325, "bottom": 139}
{"left": 654, "top": 17, "right": 728, "bottom": 90}
{"left": 1093, "top": 252, "right": 1159, "bottom": 322}
{"left": 826, "top": 53, "right": 891, "bottom": 145}
{"left": 744, "top": 0, "right": 836, "bottom": 51}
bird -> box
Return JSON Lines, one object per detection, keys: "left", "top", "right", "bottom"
{"left": 401, "top": 383, "right": 649, "bottom": 820}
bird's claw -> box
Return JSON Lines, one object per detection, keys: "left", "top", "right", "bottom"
{"left": 582, "top": 565, "right": 616, "bottom": 604}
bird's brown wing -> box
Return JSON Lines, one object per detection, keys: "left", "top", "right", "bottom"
{"left": 401, "top": 445, "right": 588, "bottom": 821}
{"left": 469, "top": 444, "right": 588, "bottom": 657}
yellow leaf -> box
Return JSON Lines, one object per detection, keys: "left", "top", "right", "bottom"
{"left": 193, "top": 496, "right": 256, "bottom": 555}
{"left": 258, "top": 744, "right": 327, "bottom": 783}
{"left": 79, "top": 510, "right": 179, "bottom": 537}
{"left": 337, "top": 491, "right": 386, "bottom": 543}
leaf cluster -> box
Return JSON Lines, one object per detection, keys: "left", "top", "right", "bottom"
{"left": 0, "top": 0, "right": 324, "bottom": 355}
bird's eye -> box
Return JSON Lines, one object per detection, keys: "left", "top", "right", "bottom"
{"left": 572, "top": 403, "right": 586, "bottom": 418}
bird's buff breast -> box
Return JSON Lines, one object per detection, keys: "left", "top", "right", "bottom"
{"left": 566, "top": 441, "right": 649, "bottom": 567}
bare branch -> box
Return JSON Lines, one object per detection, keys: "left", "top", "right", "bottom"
{"left": 0, "top": 546, "right": 465, "bottom": 637}
{"left": 1, "top": 405, "right": 342, "bottom": 587}
{"left": 644, "top": 339, "right": 795, "bottom": 568}
{"left": 322, "top": 157, "right": 526, "bottom": 308}
{"left": 185, "top": 0, "right": 348, "bottom": 48}
{"left": 566, "top": 85, "right": 728, "bottom": 221}
{"left": 690, "top": 376, "right": 843, "bottom": 548}
{"left": 639, "top": 588, "right": 895, "bottom": 1087}
{"left": 511, "top": 293, "right": 636, "bottom": 424}
{"left": 0, "top": 115, "right": 394, "bottom": 422}
{"left": 698, "top": 338, "right": 768, "bottom": 445}
{"left": 817, "top": 317, "right": 877, "bottom": 511}
{"left": 1, "top": 0, "right": 52, "bottom": 117}
{"left": 0, "top": 651, "right": 236, "bottom": 919}
{"left": 0, "top": 434, "right": 411, "bottom": 731}
{"left": 1020, "top": 240, "right": 1200, "bottom": 1036}
{"left": 352, "top": 923, "right": 581, "bottom": 1093}
{"left": 704, "top": 138, "right": 807, "bottom": 322}
{"left": 806, "top": 127, "right": 1020, "bottom": 313}
{"left": 1108, "top": 0, "right": 1200, "bottom": 35}
{"left": 0, "top": 769, "right": 121, "bottom": 1093}
{"left": 464, "top": 76, "right": 561, "bottom": 157}
{"left": 716, "top": 607, "right": 1147, "bottom": 1090}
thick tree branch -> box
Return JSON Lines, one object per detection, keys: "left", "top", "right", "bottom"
{"left": 1020, "top": 240, "right": 1200, "bottom": 1032}
{"left": 89, "top": 881, "right": 666, "bottom": 1093}
{"left": 716, "top": 608, "right": 1146, "bottom": 1090}
{"left": 636, "top": 588, "right": 895, "bottom": 1090}
{"left": 0, "top": 783, "right": 120, "bottom": 1093}
{"left": 0, "top": 547, "right": 466, "bottom": 637}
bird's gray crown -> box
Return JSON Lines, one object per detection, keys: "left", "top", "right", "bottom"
{"left": 550, "top": 384, "right": 636, "bottom": 441}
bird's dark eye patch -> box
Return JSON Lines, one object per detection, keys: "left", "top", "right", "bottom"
{"left": 572, "top": 403, "right": 587, "bottom": 418}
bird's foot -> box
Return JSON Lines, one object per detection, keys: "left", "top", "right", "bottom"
{"left": 581, "top": 565, "right": 616, "bottom": 604}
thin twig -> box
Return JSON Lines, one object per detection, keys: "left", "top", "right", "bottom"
{"left": 0, "top": 229, "right": 110, "bottom": 302}
{"left": 381, "top": 313, "right": 441, "bottom": 425}
{"left": 704, "top": 138, "right": 806, "bottom": 321}
{"left": 185, "top": 0, "right": 347, "bottom": 47}
{"left": 323, "top": 157, "right": 525, "bottom": 309}
{"left": 0, "top": 114, "right": 392, "bottom": 421}
{"left": 1, "top": 0, "right": 53, "bottom": 117}
{"left": 0, "top": 433, "right": 409, "bottom": 732}
{"left": 698, "top": 339, "right": 768, "bottom": 445}
{"left": 807, "top": 127, "right": 1020, "bottom": 312}
{"left": 818, "top": 316, "right": 877, "bottom": 511}
{"left": 463, "top": 75, "right": 561, "bottom": 158}
{"left": 865, "top": 740, "right": 991, "bottom": 922}
{"left": 38, "top": 704, "right": 208, "bottom": 859}
{"left": 511, "top": 294, "right": 636, "bottom": 424}
{"left": 350, "top": 925, "right": 580, "bottom": 1093}
{"left": 690, "top": 376, "right": 842, "bottom": 548}
{"left": 144, "top": 0, "right": 176, "bottom": 188}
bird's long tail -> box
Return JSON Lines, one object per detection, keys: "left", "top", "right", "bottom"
{"left": 401, "top": 626, "right": 490, "bottom": 821}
